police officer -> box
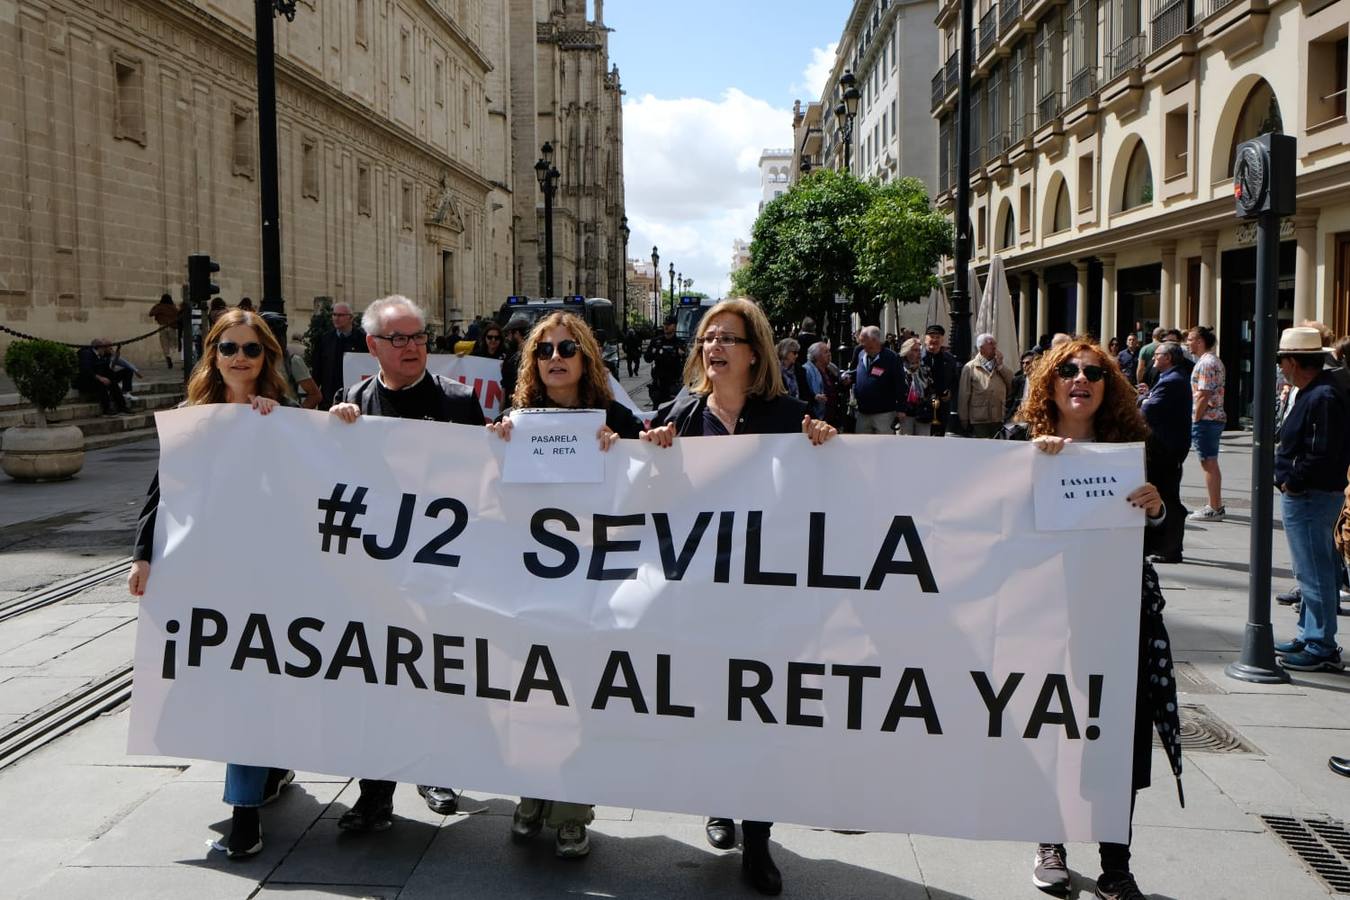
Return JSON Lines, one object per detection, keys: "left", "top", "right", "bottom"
{"left": 644, "top": 314, "right": 687, "bottom": 407}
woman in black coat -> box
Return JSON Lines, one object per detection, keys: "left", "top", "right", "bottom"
{"left": 1001, "top": 339, "right": 1183, "bottom": 900}
{"left": 641, "top": 299, "right": 836, "bottom": 896}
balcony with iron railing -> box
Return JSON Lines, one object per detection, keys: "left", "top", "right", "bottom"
{"left": 986, "top": 130, "right": 1011, "bottom": 161}
{"left": 1150, "top": 0, "right": 1191, "bottom": 51}
{"left": 1000, "top": 0, "right": 1022, "bottom": 35}
{"left": 945, "top": 52, "right": 960, "bottom": 95}
{"left": 1008, "top": 113, "right": 1031, "bottom": 145}
{"left": 1106, "top": 32, "right": 1148, "bottom": 79}
{"left": 1206, "top": 0, "right": 1238, "bottom": 15}
{"left": 932, "top": 69, "right": 946, "bottom": 111}
{"left": 980, "top": 7, "right": 999, "bottom": 58}
{"left": 1036, "top": 91, "right": 1063, "bottom": 128}
{"left": 1068, "top": 67, "right": 1098, "bottom": 106}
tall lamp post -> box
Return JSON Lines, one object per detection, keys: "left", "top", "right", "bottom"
{"left": 834, "top": 70, "right": 860, "bottom": 172}
{"left": 949, "top": 0, "right": 975, "bottom": 362}
{"left": 534, "top": 142, "right": 560, "bottom": 297}
{"left": 255, "top": 0, "right": 298, "bottom": 316}
{"left": 651, "top": 246, "right": 660, "bottom": 323}
{"left": 668, "top": 263, "right": 676, "bottom": 318}
{"left": 620, "top": 216, "right": 630, "bottom": 328}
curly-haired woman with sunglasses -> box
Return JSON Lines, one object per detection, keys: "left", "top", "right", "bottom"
{"left": 128, "top": 309, "right": 298, "bottom": 860}
{"left": 1002, "top": 339, "right": 1184, "bottom": 900}
{"left": 485, "top": 311, "right": 641, "bottom": 859}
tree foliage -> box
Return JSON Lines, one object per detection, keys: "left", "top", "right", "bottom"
{"left": 4, "top": 339, "right": 78, "bottom": 425}
{"left": 736, "top": 171, "right": 951, "bottom": 328}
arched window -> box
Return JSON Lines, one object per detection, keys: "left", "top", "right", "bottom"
{"left": 999, "top": 204, "right": 1017, "bottom": 249}
{"left": 1052, "top": 181, "right": 1071, "bottom": 233}
{"left": 1227, "top": 80, "right": 1283, "bottom": 175}
{"left": 1122, "top": 142, "right": 1153, "bottom": 210}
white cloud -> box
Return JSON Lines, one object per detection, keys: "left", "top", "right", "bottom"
{"left": 622, "top": 89, "right": 791, "bottom": 301}
{"left": 795, "top": 42, "right": 839, "bottom": 102}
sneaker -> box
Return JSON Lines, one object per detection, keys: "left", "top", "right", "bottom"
{"left": 1188, "top": 505, "right": 1226, "bottom": 521}
{"left": 1032, "top": 843, "right": 1070, "bottom": 895}
{"left": 225, "top": 806, "right": 262, "bottom": 859}
{"left": 555, "top": 822, "right": 590, "bottom": 859}
{"left": 1279, "top": 649, "right": 1345, "bottom": 672}
{"left": 337, "top": 792, "right": 393, "bottom": 832}
{"left": 416, "top": 784, "right": 459, "bottom": 815}
{"left": 1274, "top": 639, "right": 1305, "bottom": 656}
{"left": 1094, "top": 871, "right": 1146, "bottom": 900}
{"left": 261, "top": 769, "right": 294, "bottom": 805}
{"left": 1276, "top": 587, "right": 1302, "bottom": 606}
{"left": 123, "top": 392, "right": 138, "bottom": 402}
{"left": 511, "top": 800, "right": 543, "bottom": 842}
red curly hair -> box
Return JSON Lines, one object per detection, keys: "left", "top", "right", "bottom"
{"left": 1016, "top": 338, "right": 1150, "bottom": 443}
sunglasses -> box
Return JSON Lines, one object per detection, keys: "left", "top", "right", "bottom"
{"left": 1056, "top": 361, "right": 1106, "bottom": 382}
{"left": 534, "top": 340, "right": 580, "bottom": 360}
{"left": 485, "top": 334, "right": 502, "bottom": 341}
{"left": 217, "top": 341, "right": 264, "bottom": 359}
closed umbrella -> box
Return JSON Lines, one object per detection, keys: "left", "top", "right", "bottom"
{"left": 924, "top": 284, "right": 949, "bottom": 335}
{"left": 976, "top": 255, "right": 1020, "bottom": 361}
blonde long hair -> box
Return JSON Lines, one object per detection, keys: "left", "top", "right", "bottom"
{"left": 185, "top": 310, "right": 291, "bottom": 406}
{"left": 683, "top": 298, "right": 784, "bottom": 400}
{"left": 511, "top": 312, "right": 614, "bottom": 410}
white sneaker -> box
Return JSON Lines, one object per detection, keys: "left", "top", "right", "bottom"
{"left": 1188, "top": 505, "right": 1226, "bottom": 521}
{"left": 123, "top": 392, "right": 138, "bottom": 402}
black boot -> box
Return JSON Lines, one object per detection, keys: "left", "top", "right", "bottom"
{"left": 225, "top": 806, "right": 262, "bottom": 859}
{"left": 705, "top": 816, "right": 736, "bottom": 849}
{"left": 742, "top": 837, "right": 783, "bottom": 895}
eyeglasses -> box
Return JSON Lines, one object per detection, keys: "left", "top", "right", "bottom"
{"left": 371, "top": 332, "right": 430, "bottom": 348}
{"left": 700, "top": 334, "right": 750, "bottom": 348}
{"left": 534, "top": 340, "right": 580, "bottom": 360}
{"left": 485, "top": 334, "right": 502, "bottom": 341}
{"left": 1056, "top": 361, "right": 1106, "bottom": 382}
{"left": 217, "top": 341, "right": 264, "bottom": 359}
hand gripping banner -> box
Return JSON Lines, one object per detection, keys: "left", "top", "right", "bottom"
{"left": 129, "top": 405, "right": 1145, "bottom": 842}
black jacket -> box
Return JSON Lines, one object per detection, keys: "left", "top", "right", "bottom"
{"left": 918, "top": 349, "right": 960, "bottom": 425}
{"left": 1275, "top": 371, "right": 1350, "bottom": 494}
{"left": 650, "top": 391, "right": 808, "bottom": 436}
{"left": 501, "top": 398, "right": 644, "bottom": 440}
{"left": 312, "top": 327, "right": 367, "bottom": 410}
{"left": 335, "top": 372, "right": 484, "bottom": 425}
{"left": 1140, "top": 366, "right": 1192, "bottom": 463}
{"left": 644, "top": 334, "right": 687, "bottom": 386}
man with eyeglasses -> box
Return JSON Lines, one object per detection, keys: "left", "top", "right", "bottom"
{"left": 312, "top": 301, "right": 367, "bottom": 411}
{"left": 328, "top": 295, "right": 484, "bottom": 831}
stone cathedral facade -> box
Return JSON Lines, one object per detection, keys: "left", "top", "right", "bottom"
{"left": 0, "top": 0, "right": 626, "bottom": 364}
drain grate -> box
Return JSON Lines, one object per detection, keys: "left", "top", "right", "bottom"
{"left": 1173, "top": 662, "right": 1223, "bottom": 695}
{"left": 1262, "top": 815, "right": 1350, "bottom": 894}
{"left": 1153, "top": 703, "right": 1256, "bottom": 754}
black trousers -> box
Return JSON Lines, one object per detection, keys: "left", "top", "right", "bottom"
{"left": 1098, "top": 790, "right": 1138, "bottom": 874}
{"left": 1154, "top": 452, "right": 1187, "bottom": 558}
{"left": 357, "top": 778, "right": 396, "bottom": 804}
{"left": 76, "top": 373, "right": 126, "bottom": 412}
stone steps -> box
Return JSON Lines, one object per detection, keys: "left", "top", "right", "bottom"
{"left": 0, "top": 387, "right": 182, "bottom": 430}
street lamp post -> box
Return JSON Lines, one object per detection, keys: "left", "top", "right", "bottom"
{"left": 620, "top": 216, "right": 630, "bottom": 328}
{"left": 668, "top": 263, "right": 676, "bottom": 318}
{"left": 534, "top": 142, "right": 560, "bottom": 297}
{"left": 834, "top": 70, "right": 860, "bottom": 173}
{"left": 651, "top": 246, "right": 660, "bottom": 323}
{"left": 949, "top": 0, "right": 975, "bottom": 362}
{"left": 255, "top": 0, "right": 298, "bottom": 316}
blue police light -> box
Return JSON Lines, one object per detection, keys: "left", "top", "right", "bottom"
{"left": 507, "top": 295, "right": 527, "bottom": 305}
{"left": 564, "top": 295, "right": 585, "bottom": 304}
{"left": 680, "top": 295, "right": 699, "bottom": 306}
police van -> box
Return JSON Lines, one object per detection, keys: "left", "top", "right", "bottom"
{"left": 495, "top": 295, "right": 620, "bottom": 377}
{"left": 674, "top": 295, "right": 717, "bottom": 343}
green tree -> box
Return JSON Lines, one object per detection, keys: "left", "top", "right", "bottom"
{"left": 736, "top": 169, "right": 871, "bottom": 332}
{"left": 853, "top": 177, "right": 952, "bottom": 324}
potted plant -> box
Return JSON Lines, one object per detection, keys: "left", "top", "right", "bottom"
{"left": 1, "top": 338, "right": 84, "bottom": 481}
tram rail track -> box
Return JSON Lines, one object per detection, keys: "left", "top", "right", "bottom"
{"left": 0, "top": 664, "right": 134, "bottom": 769}
{"left": 0, "top": 557, "right": 132, "bottom": 624}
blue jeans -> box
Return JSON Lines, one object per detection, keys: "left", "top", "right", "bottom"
{"left": 1191, "top": 420, "right": 1224, "bottom": 461}
{"left": 1283, "top": 490, "right": 1345, "bottom": 657}
{"left": 223, "top": 764, "right": 270, "bottom": 808}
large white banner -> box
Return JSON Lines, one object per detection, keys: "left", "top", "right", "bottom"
{"left": 129, "top": 406, "right": 1145, "bottom": 842}
{"left": 342, "top": 353, "right": 644, "bottom": 421}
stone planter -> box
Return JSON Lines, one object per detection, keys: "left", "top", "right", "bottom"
{"left": 1, "top": 424, "right": 85, "bottom": 482}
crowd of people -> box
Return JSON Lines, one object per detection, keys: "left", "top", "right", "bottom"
{"left": 117, "top": 291, "right": 1350, "bottom": 900}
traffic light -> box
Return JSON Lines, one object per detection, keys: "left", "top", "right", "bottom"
{"left": 187, "top": 253, "right": 221, "bottom": 304}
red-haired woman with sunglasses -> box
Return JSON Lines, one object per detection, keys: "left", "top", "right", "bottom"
{"left": 486, "top": 312, "right": 641, "bottom": 859}
{"left": 128, "top": 309, "right": 297, "bottom": 861}
{"left": 1002, "top": 339, "right": 1183, "bottom": 900}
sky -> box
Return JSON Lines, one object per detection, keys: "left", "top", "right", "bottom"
{"left": 605, "top": 1, "right": 850, "bottom": 301}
